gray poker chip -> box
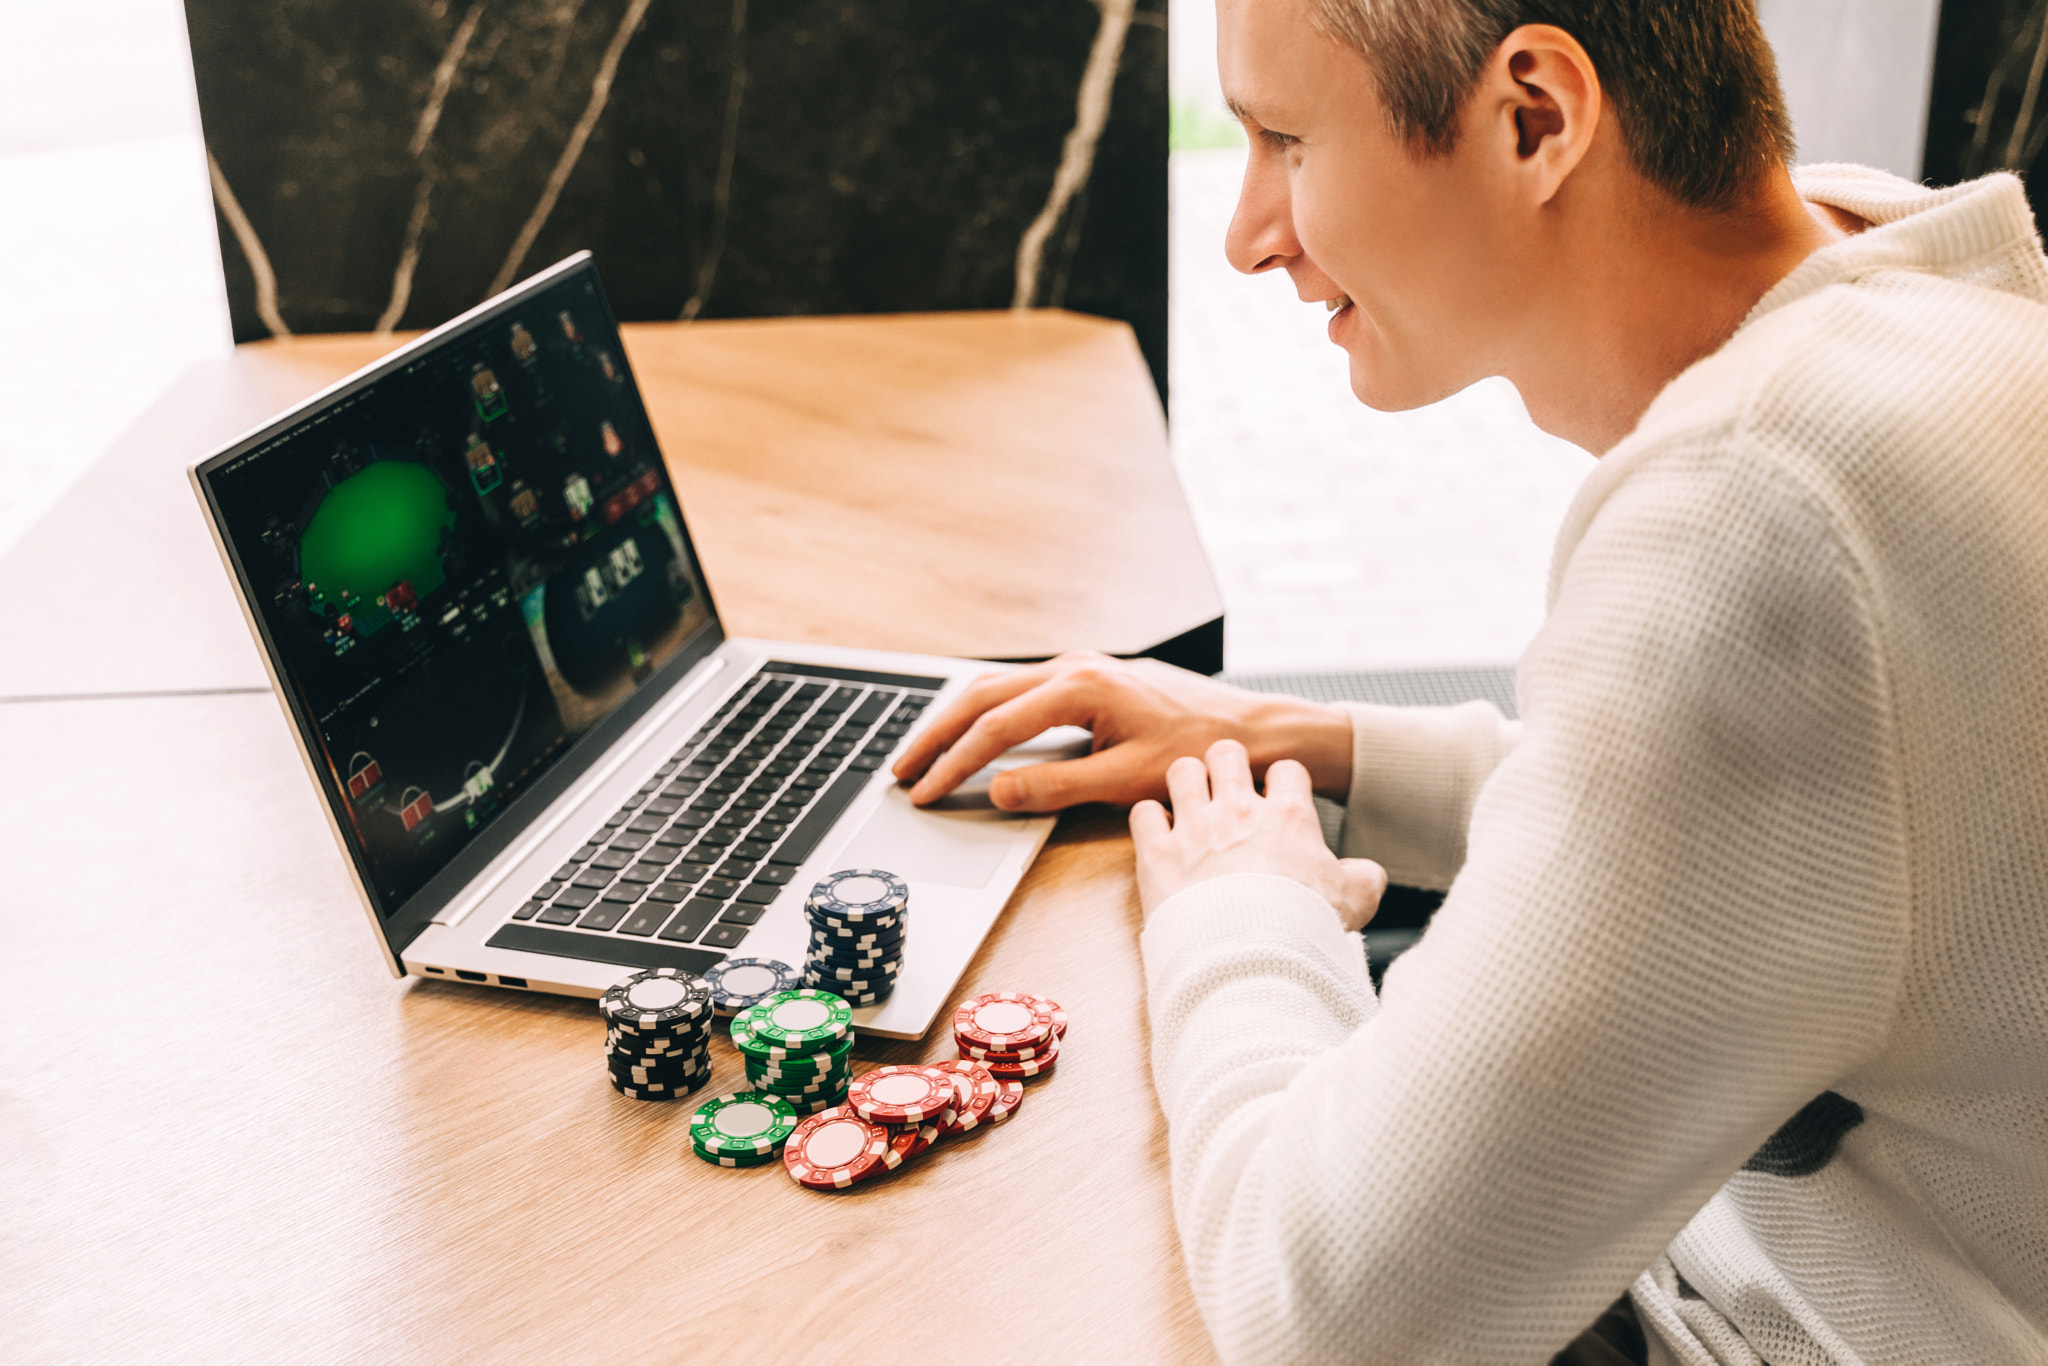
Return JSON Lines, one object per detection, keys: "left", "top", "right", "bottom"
{"left": 598, "top": 968, "right": 713, "bottom": 1031}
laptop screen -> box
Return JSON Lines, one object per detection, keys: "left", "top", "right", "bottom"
{"left": 197, "top": 260, "right": 717, "bottom": 918}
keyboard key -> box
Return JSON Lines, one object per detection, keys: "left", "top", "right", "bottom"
{"left": 577, "top": 903, "right": 629, "bottom": 931}
{"left": 617, "top": 903, "right": 668, "bottom": 936}
{"left": 610, "top": 832, "right": 651, "bottom": 852}
{"left": 822, "top": 740, "right": 856, "bottom": 757}
{"left": 877, "top": 720, "right": 912, "bottom": 737}
{"left": 572, "top": 868, "right": 614, "bottom": 889}
{"left": 672, "top": 809, "right": 714, "bottom": 829}
{"left": 536, "top": 880, "right": 563, "bottom": 899}
{"left": 662, "top": 780, "right": 700, "bottom": 799}
{"left": 701, "top": 922, "right": 751, "bottom": 949}
{"left": 654, "top": 828, "right": 693, "bottom": 850}
{"left": 695, "top": 827, "right": 737, "bottom": 848}
{"left": 619, "top": 865, "right": 662, "bottom": 885}
{"left": 513, "top": 900, "right": 545, "bottom": 920}
{"left": 849, "top": 690, "right": 898, "bottom": 725}
{"left": 537, "top": 904, "right": 582, "bottom": 925}
{"left": 699, "top": 878, "right": 742, "bottom": 900}
{"left": 719, "top": 902, "right": 769, "bottom": 924}
{"left": 718, "top": 859, "right": 758, "bottom": 880}
{"left": 731, "top": 792, "right": 771, "bottom": 811}
{"left": 642, "top": 797, "right": 682, "bottom": 816}
{"left": 571, "top": 844, "right": 601, "bottom": 862}
{"left": 817, "top": 687, "right": 858, "bottom": 712}
{"left": 669, "top": 860, "right": 716, "bottom": 883}
{"left": 751, "top": 820, "right": 790, "bottom": 841}
{"left": 735, "top": 881, "right": 782, "bottom": 905}
{"left": 731, "top": 840, "right": 772, "bottom": 861}
{"left": 600, "top": 885, "right": 644, "bottom": 905}
{"left": 789, "top": 771, "right": 828, "bottom": 790}
{"left": 680, "top": 762, "right": 717, "bottom": 780}
{"left": 553, "top": 862, "right": 579, "bottom": 882}
{"left": 645, "top": 884, "right": 688, "bottom": 904}
{"left": 793, "top": 682, "right": 826, "bottom": 702}
{"left": 689, "top": 791, "right": 725, "bottom": 812}
{"left": 659, "top": 900, "right": 723, "bottom": 943}
{"left": 603, "top": 811, "right": 630, "bottom": 828}
{"left": 592, "top": 849, "right": 633, "bottom": 870}
{"left": 626, "top": 813, "right": 665, "bottom": 834}
{"left": 753, "top": 865, "right": 794, "bottom": 885}
{"left": 714, "top": 808, "right": 754, "bottom": 830}
{"left": 770, "top": 769, "right": 869, "bottom": 865}
{"left": 848, "top": 755, "right": 883, "bottom": 772}
{"left": 553, "top": 886, "right": 600, "bottom": 909}
{"left": 861, "top": 737, "right": 896, "bottom": 757}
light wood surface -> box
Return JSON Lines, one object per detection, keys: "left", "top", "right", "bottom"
{"left": 0, "top": 310, "right": 1219, "bottom": 700}
{"left": 0, "top": 690, "right": 1215, "bottom": 1363}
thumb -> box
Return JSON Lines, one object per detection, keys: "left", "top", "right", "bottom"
{"left": 1332, "top": 857, "right": 1389, "bottom": 933}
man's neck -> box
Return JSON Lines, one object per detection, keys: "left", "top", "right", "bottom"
{"left": 1508, "top": 165, "right": 1855, "bottom": 454}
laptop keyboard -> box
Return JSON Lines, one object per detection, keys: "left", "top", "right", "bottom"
{"left": 506, "top": 663, "right": 939, "bottom": 952}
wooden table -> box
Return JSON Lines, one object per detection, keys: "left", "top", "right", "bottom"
{"left": 0, "top": 693, "right": 1214, "bottom": 1362}
{"left": 0, "top": 312, "right": 1221, "bottom": 1362}
{"left": 0, "top": 310, "right": 1221, "bottom": 702}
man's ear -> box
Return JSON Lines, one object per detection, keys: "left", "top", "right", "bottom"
{"left": 1470, "top": 24, "right": 1602, "bottom": 205}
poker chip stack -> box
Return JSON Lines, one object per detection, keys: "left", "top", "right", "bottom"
{"left": 599, "top": 967, "right": 716, "bottom": 1100}
{"left": 802, "top": 868, "right": 909, "bottom": 1005}
{"left": 688, "top": 1090, "right": 801, "bottom": 1168}
{"left": 731, "top": 988, "right": 858, "bottom": 1114}
{"left": 952, "top": 990, "right": 1066, "bottom": 1080}
{"left": 781, "top": 991, "right": 1060, "bottom": 1192}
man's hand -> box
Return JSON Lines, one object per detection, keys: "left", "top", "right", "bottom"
{"left": 1131, "top": 740, "right": 1387, "bottom": 931}
{"left": 894, "top": 651, "right": 1353, "bottom": 811}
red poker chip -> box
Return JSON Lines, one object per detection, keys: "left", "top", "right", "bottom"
{"left": 846, "top": 1064, "right": 957, "bottom": 1123}
{"left": 952, "top": 992, "right": 1058, "bottom": 1052}
{"left": 1023, "top": 994, "right": 1068, "bottom": 1037}
{"left": 783, "top": 1106, "right": 889, "bottom": 1189}
{"left": 987, "top": 1079, "right": 1025, "bottom": 1124}
{"left": 935, "top": 1059, "right": 998, "bottom": 1134}
{"left": 981, "top": 1034, "right": 1061, "bottom": 1079}
{"left": 880, "top": 1112, "right": 947, "bottom": 1169}
{"left": 954, "top": 1033, "right": 1056, "bottom": 1061}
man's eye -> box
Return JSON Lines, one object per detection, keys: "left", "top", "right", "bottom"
{"left": 1260, "top": 129, "right": 1299, "bottom": 149}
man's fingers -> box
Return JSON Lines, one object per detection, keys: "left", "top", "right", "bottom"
{"left": 1129, "top": 798, "right": 1171, "bottom": 845}
{"left": 1333, "top": 857, "right": 1390, "bottom": 933}
{"left": 1204, "top": 738, "right": 1254, "bottom": 804}
{"left": 906, "top": 673, "right": 1102, "bottom": 805}
{"left": 1262, "top": 757, "right": 1315, "bottom": 808}
{"left": 893, "top": 665, "right": 1056, "bottom": 783}
{"left": 1164, "top": 752, "right": 1211, "bottom": 815}
{"left": 987, "top": 748, "right": 1148, "bottom": 812}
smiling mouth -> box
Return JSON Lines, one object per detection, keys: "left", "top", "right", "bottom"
{"left": 1324, "top": 294, "right": 1352, "bottom": 312}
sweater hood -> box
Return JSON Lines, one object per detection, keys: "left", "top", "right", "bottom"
{"left": 1752, "top": 165, "right": 2048, "bottom": 321}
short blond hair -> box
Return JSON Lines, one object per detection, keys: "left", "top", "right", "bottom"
{"left": 1310, "top": 0, "right": 1795, "bottom": 207}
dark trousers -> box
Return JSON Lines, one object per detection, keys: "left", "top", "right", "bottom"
{"left": 1551, "top": 1295, "right": 1649, "bottom": 1366}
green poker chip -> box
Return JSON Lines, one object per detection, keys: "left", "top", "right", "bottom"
{"left": 688, "top": 1091, "right": 800, "bottom": 1157}
{"left": 739, "top": 1031, "right": 856, "bottom": 1073}
{"left": 733, "top": 989, "right": 853, "bottom": 1050}
{"left": 689, "top": 1139, "right": 782, "bottom": 1169}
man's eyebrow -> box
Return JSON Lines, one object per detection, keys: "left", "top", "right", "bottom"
{"left": 1224, "top": 96, "right": 1256, "bottom": 125}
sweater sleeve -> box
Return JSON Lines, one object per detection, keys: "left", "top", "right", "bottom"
{"left": 1141, "top": 437, "right": 1911, "bottom": 1365}
{"left": 1336, "top": 700, "right": 1522, "bottom": 888}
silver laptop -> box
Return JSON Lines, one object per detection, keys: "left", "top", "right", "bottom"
{"left": 188, "top": 252, "right": 1063, "bottom": 1040}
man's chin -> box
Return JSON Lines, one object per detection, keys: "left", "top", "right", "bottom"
{"left": 1344, "top": 351, "right": 1455, "bottom": 413}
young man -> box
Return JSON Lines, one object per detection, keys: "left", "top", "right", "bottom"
{"left": 897, "top": 0, "right": 2048, "bottom": 1361}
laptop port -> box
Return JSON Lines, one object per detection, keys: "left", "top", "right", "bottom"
{"left": 423, "top": 966, "right": 445, "bottom": 974}
{"left": 498, "top": 975, "right": 528, "bottom": 988}
{"left": 455, "top": 969, "right": 488, "bottom": 982}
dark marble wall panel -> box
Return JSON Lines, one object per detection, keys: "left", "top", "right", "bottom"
{"left": 1924, "top": 0, "right": 2048, "bottom": 226}
{"left": 189, "top": 0, "right": 1168, "bottom": 396}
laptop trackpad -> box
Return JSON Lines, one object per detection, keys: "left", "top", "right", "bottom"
{"left": 837, "top": 784, "right": 1023, "bottom": 889}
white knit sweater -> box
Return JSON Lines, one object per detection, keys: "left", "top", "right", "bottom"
{"left": 1142, "top": 165, "right": 2048, "bottom": 1366}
